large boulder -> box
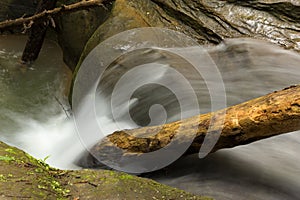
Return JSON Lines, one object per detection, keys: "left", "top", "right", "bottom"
{"left": 0, "top": 141, "right": 211, "bottom": 199}
{"left": 1, "top": 0, "right": 299, "bottom": 69}
{"left": 55, "top": 0, "right": 112, "bottom": 71}
{"left": 77, "top": 0, "right": 215, "bottom": 68}
{"left": 71, "top": 0, "right": 299, "bottom": 72}
{"left": 150, "top": 0, "right": 300, "bottom": 50}
{"left": 0, "top": 0, "right": 111, "bottom": 70}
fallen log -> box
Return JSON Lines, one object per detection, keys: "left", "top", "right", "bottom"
{"left": 81, "top": 84, "right": 300, "bottom": 172}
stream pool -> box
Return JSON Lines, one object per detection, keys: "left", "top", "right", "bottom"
{"left": 0, "top": 35, "right": 300, "bottom": 200}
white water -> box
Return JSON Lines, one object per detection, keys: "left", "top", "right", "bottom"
{"left": 1, "top": 36, "right": 300, "bottom": 199}
{"left": 0, "top": 35, "right": 84, "bottom": 169}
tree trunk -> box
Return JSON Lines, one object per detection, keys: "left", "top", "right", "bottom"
{"left": 81, "top": 85, "right": 300, "bottom": 169}
{"left": 21, "top": 0, "right": 58, "bottom": 64}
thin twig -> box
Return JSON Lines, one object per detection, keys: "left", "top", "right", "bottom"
{"left": 54, "top": 96, "right": 71, "bottom": 118}
{"left": 0, "top": 0, "right": 109, "bottom": 31}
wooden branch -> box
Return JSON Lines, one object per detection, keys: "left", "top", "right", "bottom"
{"left": 21, "top": 0, "right": 58, "bottom": 63}
{"left": 82, "top": 84, "right": 300, "bottom": 168}
{"left": 0, "top": 0, "right": 108, "bottom": 31}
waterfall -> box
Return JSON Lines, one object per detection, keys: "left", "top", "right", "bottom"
{"left": 1, "top": 34, "right": 300, "bottom": 199}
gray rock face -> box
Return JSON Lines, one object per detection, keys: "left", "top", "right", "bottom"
{"left": 74, "top": 0, "right": 300, "bottom": 73}
{"left": 151, "top": 0, "right": 300, "bottom": 51}
{"left": 56, "top": 5, "right": 112, "bottom": 71}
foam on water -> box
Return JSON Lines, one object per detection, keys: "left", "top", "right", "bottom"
{"left": 1, "top": 35, "right": 300, "bottom": 199}
{"left": 0, "top": 35, "right": 85, "bottom": 169}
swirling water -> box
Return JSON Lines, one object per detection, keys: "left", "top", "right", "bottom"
{"left": 0, "top": 35, "right": 300, "bottom": 199}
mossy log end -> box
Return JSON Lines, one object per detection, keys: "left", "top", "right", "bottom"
{"left": 85, "top": 84, "right": 300, "bottom": 167}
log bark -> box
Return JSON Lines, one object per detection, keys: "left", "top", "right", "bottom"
{"left": 83, "top": 84, "right": 300, "bottom": 168}
{"left": 21, "top": 0, "right": 58, "bottom": 63}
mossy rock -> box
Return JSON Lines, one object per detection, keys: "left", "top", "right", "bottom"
{"left": 0, "top": 141, "right": 212, "bottom": 199}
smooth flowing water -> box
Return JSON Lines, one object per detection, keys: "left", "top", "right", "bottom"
{"left": 0, "top": 35, "right": 300, "bottom": 200}
{"left": 0, "top": 35, "right": 79, "bottom": 168}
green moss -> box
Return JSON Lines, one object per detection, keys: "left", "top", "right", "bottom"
{"left": 0, "top": 174, "right": 7, "bottom": 181}
{"left": 0, "top": 141, "right": 71, "bottom": 199}
{"left": 0, "top": 141, "right": 212, "bottom": 199}
{"left": 0, "top": 155, "right": 15, "bottom": 162}
{"left": 119, "top": 173, "right": 135, "bottom": 180}
{"left": 5, "top": 148, "right": 16, "bottom": 154}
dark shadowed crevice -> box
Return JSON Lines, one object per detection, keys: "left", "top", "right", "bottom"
{"left": 151, "top": 0, "right": 223, "bottom": 44}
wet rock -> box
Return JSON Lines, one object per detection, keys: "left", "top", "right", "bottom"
{"left": 1, "top": 0, "right": 299, "bottom": 69}
{"left": 151, "top": 0, "right": 300, "bottom": 51}
{"left": 72, "top": 0, "right": 300, "bottom": 73}
{"left": 55, "top": 0, "right": 112, "bottom": 71}
{"left": 79, "top": 0, "right": 216, "bottom": 66}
